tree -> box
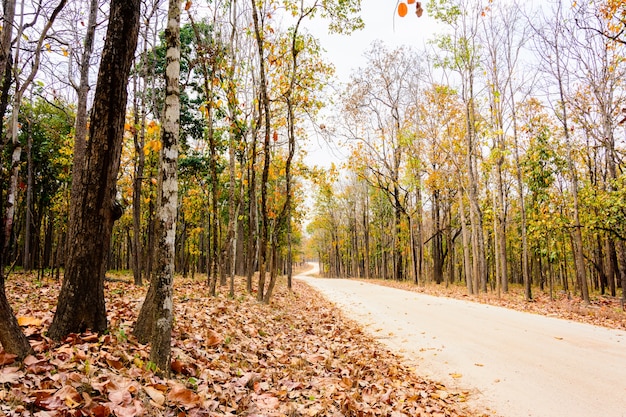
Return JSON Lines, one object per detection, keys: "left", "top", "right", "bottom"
{"left": 136, "top": 0, "right": 180, "bottom": 374}
{"left": 48, "top": 0, "right": 141, "bottom": 339}
{"left": 429, "top": 0, "right": 488, "bottom": 292}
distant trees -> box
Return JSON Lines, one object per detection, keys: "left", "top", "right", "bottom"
{"left": 309, "top": 0, "right": 626, "bottom": 304}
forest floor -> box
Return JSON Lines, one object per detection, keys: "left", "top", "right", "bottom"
{"left": 356, "top": 277, "right": 626, "bottom": 331}
{"left": 0, "top": 266, "right": 486, "bottom": 417}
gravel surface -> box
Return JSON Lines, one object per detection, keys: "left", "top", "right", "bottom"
{"left": 297, "top": 263, "right": 626, "bottom": 417}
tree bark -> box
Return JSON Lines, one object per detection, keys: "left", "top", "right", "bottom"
{"left": 0, "top": 0, "right": 16, "bottom": 89}
{"left": 48, "top": 0, "right": 140, "bottom": 340}
{"left": 72, "top": 0, "right": 99, "bottom": 173}
{"left": 146, "top": 0, "right": 179, "bottom": 373}
{"left": 0, "top": 279, "right": 31, "bottom": 358}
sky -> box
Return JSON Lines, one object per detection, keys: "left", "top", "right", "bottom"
{"left": 306, "top": 0, "right": 441, "bottom": 81}
{"left": 301, "top": 0, "right": 443, "bottom": 168}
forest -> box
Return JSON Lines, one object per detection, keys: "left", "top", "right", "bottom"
{"left": 0, "top": 0, "right": 625, "bottom": 415}
{"left": 308, "top": 0, "right": 626, "bottom": 306}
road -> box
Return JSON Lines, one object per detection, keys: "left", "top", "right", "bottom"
{"left": 297, "top": 263, "right": 626, "bottom": 417}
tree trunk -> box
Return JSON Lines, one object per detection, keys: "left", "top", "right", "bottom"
{"left": 0, "top": 279, "right": 31, "bottom": 358}
{"left": 458, "top": 188, "right": 473, "bottom": 294}
{"left": 145, "top": 0, "right": 179, "bottom": 373}
{"left": 48, "top": 0, "right": 140, "bottom": 340}
{"left": 511, "top": 98, "right": 531, "bottom": 301}
{"left": 23, "top": 123, "right": 33, "bottom": 271}
{"left": 0, "top": 0, "right": 16, "bottom": 88}
{"left": 72, "top": 0, "right": 99, "bottom": 173}
{"left": 605, "top": 237, "right": 617, "bottom": 297}
{"left": 250, "top": 0, "right": 271, "bottom": 302}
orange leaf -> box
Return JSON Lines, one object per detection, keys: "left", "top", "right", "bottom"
{"left": 0, "top": 351, "right": 17, "bottom": 365}
{"left": 206, "top": 329, "right": 223, "bottom": 347}
{"left": 17, "top": 316, "right": 43, "bottom": 326}
{"left": 167, "top": 383, "right": 201, "bottom": 409}
{"left": 184, "top": 1, "right": 192, "bottom": 10}
{"left": 91, "top": 405, "right": 111, "bottom": 417}
{"left": 398, "top": 2, "right": 408, "bottom": 17}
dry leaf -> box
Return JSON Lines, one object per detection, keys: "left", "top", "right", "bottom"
{"left": 0, "top": 366, "right": 22, "bottom": 384}
{"left": 205, "top": 329, "right": 223, "bottom": 347}
{"left": 17, "top": 316, "right": 43, "bottom": 326}
{"left": 144, "top": 386, "right": 165, "bottom": 406}
{"left": 0, "top": 351, "right": 17, "bottom": 365}
{"left": 167, "top": 383, "right": 201, "bottom": 409}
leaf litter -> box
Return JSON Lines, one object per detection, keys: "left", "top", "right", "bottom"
{"left": 1, "top": 272, "right": 489, "bottom": 416}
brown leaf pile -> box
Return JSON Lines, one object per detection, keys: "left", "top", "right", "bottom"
{"left": 361, "top": 279, "right": 626, "bottom": 330}
{"left": 1, "top": 272, "right": 486, "bottom": 417}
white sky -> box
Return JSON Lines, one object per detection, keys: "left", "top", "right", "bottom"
{"left": 306, "top": 0, "right": 441, "bottom": 81}
{"left": 301, "top": 0, "right": 442, "bottom": 168}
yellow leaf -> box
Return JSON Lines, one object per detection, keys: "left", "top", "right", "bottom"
{"left": 450, "top": 373, "right": 463, "bottom": 379}
{"left": 17, "top": 317, "right": 43, "bottom": 326}
{"left": 62, "top": 48, "right": 68, "bottom": 57}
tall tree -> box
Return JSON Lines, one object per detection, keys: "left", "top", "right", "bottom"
{"left": 429, "top": 0, "right": 488, "bottom": 292}
{"left": 48, "top": 0, "right": 141, "bottom": 339}
{"left": 141, "top": 0, "right": 180, "bottom": 373}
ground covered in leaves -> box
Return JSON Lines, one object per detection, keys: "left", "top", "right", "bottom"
{"left": 361, "top": 279, "right": 626, "bottom": 331}
{"left": 0, "top": 270, "right": 486, "bottom": 417}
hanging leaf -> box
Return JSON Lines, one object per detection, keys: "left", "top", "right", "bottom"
{"left": 398, "top": 2, "right": 408, "bottom": 17}
{"left": 416, "top": 2, "right": 424, "bottom": 17}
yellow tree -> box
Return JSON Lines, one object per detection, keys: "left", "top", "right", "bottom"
{"left": 414, "top": 84, "right": 466, "bottom": 287}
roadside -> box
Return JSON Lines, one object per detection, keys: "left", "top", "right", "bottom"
{"left": 298, "top": 264, "right": 626, "bottom": 417}
{"left": 360, "top": 277, "right": 626, "bottom": 331}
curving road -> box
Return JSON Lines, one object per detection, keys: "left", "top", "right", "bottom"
{"left": 297, "top": 263, "right": 626, "bottom": 417}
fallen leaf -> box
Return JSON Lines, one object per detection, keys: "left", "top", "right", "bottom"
{"left": 91, "top": 405, "right": 112, "bottom": 417}
{"left": 0, "top": 351, "right": 17, "bottom": 365}
{"left": 167, "top": 383, "right": 201, "bottom": 409}
{"left": 17, "top": 316, "right": 43, "bottom": 326}
{"left": 55, "top": 385, "right": 82, "bottom": 408}
{"left": 206, "top": 329, "right": 223, "bottom": 347}
{"left": 144, "top": 386, "right": 165, "bottom": 406}
{"left": 0, "top": 366, "right": 22, "bottom": 384}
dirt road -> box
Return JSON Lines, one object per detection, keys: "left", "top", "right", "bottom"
{"left": 297, "top": 263, "right": 626, "bottom": 417}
